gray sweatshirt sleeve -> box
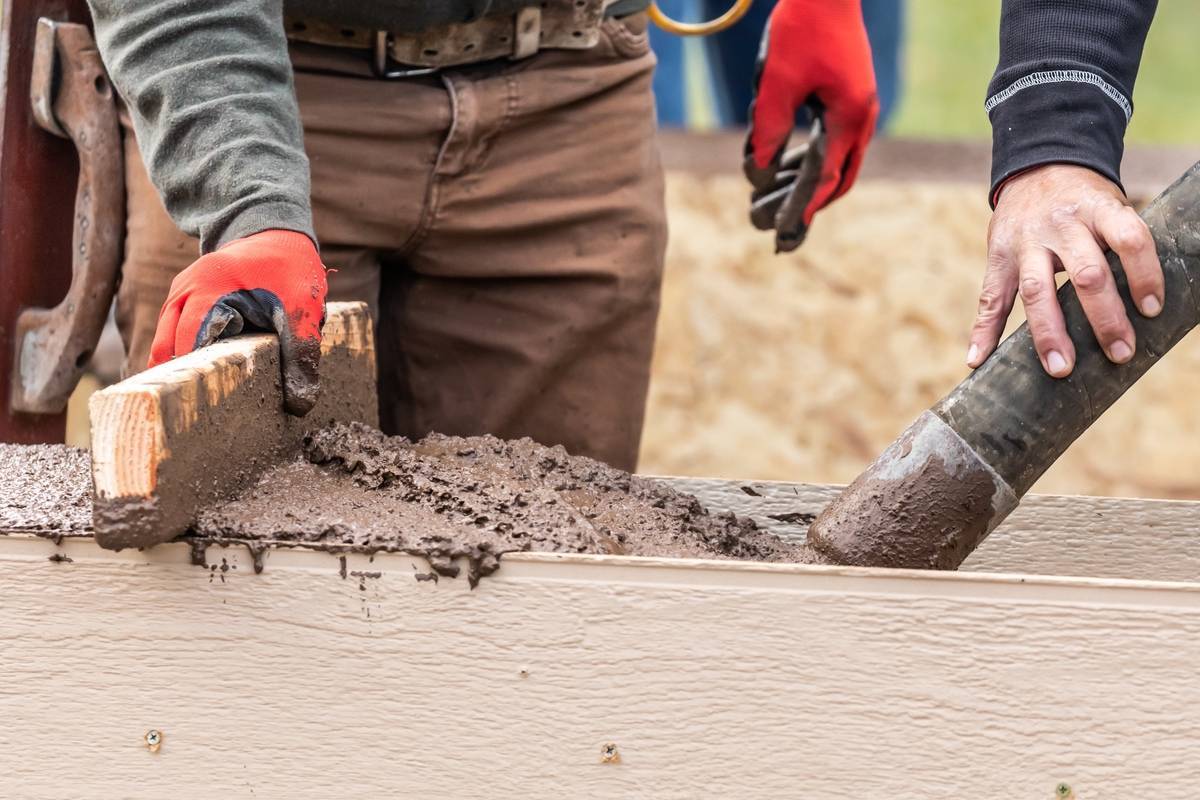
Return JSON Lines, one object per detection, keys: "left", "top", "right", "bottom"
{"left": 87, "top": 0, "right": 315, "bottom": 253}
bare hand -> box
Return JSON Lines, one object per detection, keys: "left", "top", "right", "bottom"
{"left": 967, "top": 164, "right": 1163, "bottom": 377}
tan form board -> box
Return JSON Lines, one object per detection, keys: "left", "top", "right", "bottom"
{"left": 2, "top": 538, "right": 1198, "bottom": 799}
{"left": 669, "top": 477, "right": 1200, "bottom": 584}
{"left": 87, "top": 301, "right": 377, "bottom": 550}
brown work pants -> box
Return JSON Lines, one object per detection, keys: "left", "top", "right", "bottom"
{"left": 115, "top": 16, "right": 666, "bottom": 471}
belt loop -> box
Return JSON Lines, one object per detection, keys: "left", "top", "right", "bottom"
{"left": 373, "top": 31, "right": 390, "bottom": 75}
{"left": 512, "top": 7, "right": 541, "bottom": 60}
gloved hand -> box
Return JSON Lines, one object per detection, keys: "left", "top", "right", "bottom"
{"left": 148, "top": 229, "right": 329, "bottom": 416}
{"left": 745, "top": 0, "right": 879, "bottom": 252}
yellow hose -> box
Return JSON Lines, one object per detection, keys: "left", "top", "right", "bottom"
{"left": 648, "top": 0, "right": 754, "bottom": 36}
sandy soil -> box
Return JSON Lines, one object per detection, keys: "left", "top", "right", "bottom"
{"left": 639, "top": 173, "right": 1200, "bottom": 500}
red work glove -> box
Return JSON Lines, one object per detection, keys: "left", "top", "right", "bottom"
{"left": 148, "top": 230, "right": 329, "bottom": 416}
{"left": 745, "top": 0, "right": 879, "bottom": 251}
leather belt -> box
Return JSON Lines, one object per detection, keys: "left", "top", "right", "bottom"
{"left": 285, "top": 0, "right": 618, "bottom": 76}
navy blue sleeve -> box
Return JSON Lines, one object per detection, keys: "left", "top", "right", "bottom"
{"left": 987, "top": 0, "right": 1157, "bottom": 204}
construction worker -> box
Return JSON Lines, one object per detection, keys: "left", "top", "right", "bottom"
{"left": 967, "top": 0, "right": 1163, "bottom": 380}
{"left": 87, "top": 0, "right": 878, "bottom": 470}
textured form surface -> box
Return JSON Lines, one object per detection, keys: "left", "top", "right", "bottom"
{"left": 1, "top": 540, "right": 1199, "bottom": 799}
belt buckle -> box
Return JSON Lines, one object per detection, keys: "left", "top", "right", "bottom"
{"left": 371, "top": 31, "right": 439, "bottom": 78}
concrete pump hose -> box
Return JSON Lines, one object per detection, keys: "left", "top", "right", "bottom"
{"left": 648, "top": 0, "right": 754, "bottom": 36}
{"left": 806, "top": 160, "right": 1200, "bottom": 571}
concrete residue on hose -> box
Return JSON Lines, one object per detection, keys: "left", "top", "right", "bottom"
{"left": 807, "top": 411, "right": 1018, "bottom": 569}
{"left": 192, "top": 422, "right": 826, "bottom": 585}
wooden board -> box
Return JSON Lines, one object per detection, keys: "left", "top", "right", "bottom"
{"left": 1, "top": 535, "right": 1198, "bottom": 799}
{"left": 670, "top": 477, "right": 1200, "bottom": 583}
{"left": 88, "top": 301, "right": 377, "bottom": 549}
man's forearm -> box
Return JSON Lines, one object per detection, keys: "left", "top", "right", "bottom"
{"left": 986, "top": 0, "right": 1158, "bottom": 203}
{"left": 88, "top": 0, "right": 314, "bottom": 252}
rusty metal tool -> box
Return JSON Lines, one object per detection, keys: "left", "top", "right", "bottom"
{"left": 9, "top": 18, "right": 123, "bottom": 415}
{"left": 0, "top": 0, "right": 96, "bottom": 442}
{"left": 807, "top": 159, "right": 1200, "bottom": 570}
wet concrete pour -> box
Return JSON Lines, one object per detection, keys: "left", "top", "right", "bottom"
{"left": 1, "top": 423, "right": 825, "bottom": 583}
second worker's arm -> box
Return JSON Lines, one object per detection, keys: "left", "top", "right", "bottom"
{"left": 968, "top": 0, "right": 1162, "bottom": 379}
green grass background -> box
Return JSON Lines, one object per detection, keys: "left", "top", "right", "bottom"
{"left": 891, "top": 0, "right": 1200, "bottom": 144}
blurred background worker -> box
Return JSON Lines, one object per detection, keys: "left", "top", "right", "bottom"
{"left": 966, "top": 0, "right": 1163, "bottom": 383}
{"left": 651, "top": 0, "right": 901, "bottom": 130}
{"left": 87, "top": 0, "right": 881, "bottom": 471}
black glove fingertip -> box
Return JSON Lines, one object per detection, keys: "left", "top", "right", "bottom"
{"left": 278, "top": 332, "right": 321, "bottom": 417}
{"left": 775, "top": 223, "right": 810, "bottom": 254}
{"left": 194, "top": 303, "right": 242, "bottom": 350}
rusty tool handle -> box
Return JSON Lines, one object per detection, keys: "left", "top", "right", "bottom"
{"left": 808, "top": 160, "right": 1200, "bottom": 570}
{"left": 11, "top": 19, "right": 123, "bottom": 414}
{"left": 934, "top": 161, "right": 1200, "bottom": 496}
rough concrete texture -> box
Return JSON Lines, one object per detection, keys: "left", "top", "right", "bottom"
{"left": 0, "top": 443, "right": 92, "bottom": 535}
{"left": 0, "top": 428, "right": 823, "bottom": 583}
{"left": 194, "top": 422, "right": 825, "bottom": 584}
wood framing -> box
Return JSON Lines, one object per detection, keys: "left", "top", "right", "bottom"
{"left": 88, "top": 301, "right": 377, "bottom": 550}
{"left": 2, "top": 533, "right": 1199, "bottom": 799}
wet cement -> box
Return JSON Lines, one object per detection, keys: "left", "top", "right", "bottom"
{"left": 0, "top": 443, "right": 92, "bottom": 536}
{"left": 194, "top": 422, "right": 825, "bottom": 584}
{"left": 0, "top": 427, "right": 825, "bottom": 582}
